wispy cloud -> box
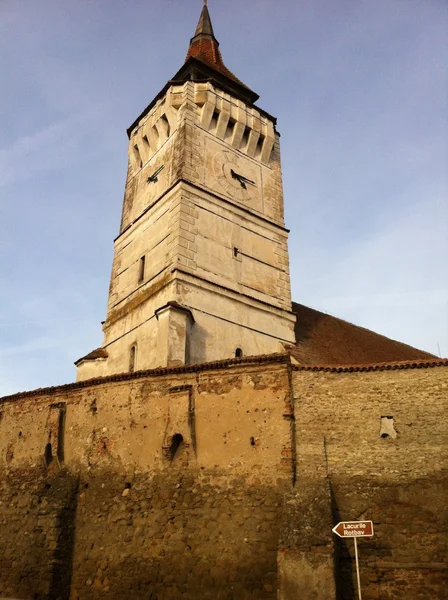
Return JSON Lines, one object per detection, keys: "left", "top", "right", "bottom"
{"left": 0, "top": 108, "right": 103, "bottom": 188}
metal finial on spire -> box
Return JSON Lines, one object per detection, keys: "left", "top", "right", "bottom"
{"left": 192, "top": 0, "right": 215, "bottom": 38}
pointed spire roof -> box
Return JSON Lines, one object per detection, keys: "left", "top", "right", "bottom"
{"left": 193, "top": 1, "right": 215, "bottom": 39}
{"left": 127, "top": 1, "right": 260, "bottom": 137}
{"left": 179, "top": 1, "right": 259, "bottom": 104}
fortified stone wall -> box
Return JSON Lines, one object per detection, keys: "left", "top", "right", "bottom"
{"left": 0, "top": 357, "right": 293, "bottom": 600}
{"left": 0, "top": 356, "right": 446, "bottom": 599}
{"left": 285, "top": 365, "right": 448, "bottom": 600}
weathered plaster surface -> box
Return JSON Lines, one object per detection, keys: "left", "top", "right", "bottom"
{"left": 0, "top": 359, "right": 446, "bottom": 599}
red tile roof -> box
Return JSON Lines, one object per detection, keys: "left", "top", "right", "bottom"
{"left": 292, "top": 358, "right": 448, "bottom": 373}
{"left": 2, "top": 352, "right": 446, "bottom": 404}
{"left": 288, "top": 302, "right": 437, "bottom": 365}
{"left": 185, "top": 38, "right": 250, "bottom": 92}
{"left": 182, "top": 3, "right": 257, "bottom": 100}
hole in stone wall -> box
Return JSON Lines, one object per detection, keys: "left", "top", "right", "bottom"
{"left": 124, "top": 482, "right": 132, "bottom": 489}
{"left": 235, "top": 348, "right": 243, "bottom": 358}
{"left": 133, "top": 144, "right": 143, "bottom": 169}
{"left": 233, "top": 247, "right": 239, "bottom": 258}
{"left": 225, "top": 118, "right": 236, "bottom": 141}
{"left": 138, "top": 255, "right": 146, "bottom": 283}
{"left": 169, "top": 433, "right": 184, "bottom": 461}
{"left": 129, "top": 344, "right": 137, "bottom": 373}
{"left": 44, "top": 443, "right": 54, "bottom": 467}
{"left": 57, "top": 408, "right": 65, "bottom": 464}
{"left": 160, "top": 113, "right": 171, "bottom": 138}
{"left": 380, "top": 416, "right": 397, "bottom": 439}
{"left": 250, "top": 436, "right": 256, "bottom": 446}
{"left": 90, "top": 399, "right": 98, "bottom": 415}
{"left": 255, "top": 133, "right": 265, "bottom": 158}
{"left": 240, "top": 126, "right": 251, "bottom": 151}
{"left": 210, "top": 109, "right": 220, "bottom": 131}
{"left": 18, "top": 431, "right": 22, "bottom": 438}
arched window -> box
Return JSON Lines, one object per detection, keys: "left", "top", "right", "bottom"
{"left": 235, "top": 348, "right": 243, "bottom": 358}
{"left": 129, "top": 344, "right": 137, "bottom": 373}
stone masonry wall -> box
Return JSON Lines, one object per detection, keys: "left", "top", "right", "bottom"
{"left": 291, "top": 366, "right": 448, "bottom": 600}
{"left": 0, "top": 358, "right": 293, "bottom": 599}
{"left": 0, "top": 358, "right": 446, "bottom": 599}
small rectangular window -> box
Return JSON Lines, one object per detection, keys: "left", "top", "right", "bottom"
{"left": 138, "top": 256, "right": 146, "bottom": 283}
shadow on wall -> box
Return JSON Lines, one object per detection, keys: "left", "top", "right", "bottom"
{"left": 329, "top": 481, "right": 355, "bottom": 600}
{"left": 90, "top": 554, "right": 277, "bottom": 600}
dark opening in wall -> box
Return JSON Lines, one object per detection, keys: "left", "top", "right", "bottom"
{"left": 250, "top": 436, "right": 256, "bottom": 446}
{"left": 169, "top": 433, "right": 184, "bottom": 461}
{"left": 45, "top": 443, "right": 53, "bottom": 467}
{"left": 225, "top": 118, "right": 236, "bottom": 141}
{"left": 134, "top": 144, "right": 143, "bottom": 169}
{"left": 235, "top": 348, "right": 243, "bottom": 358}
{"left": 233, "top": 247, "right": 239, "bottom": 258}
{"left": 210, "top": 109, "right": 220, "bottom": 130}
{"left": 160, "top": 113, "right": 171, "bottom": 138}
{"left": 240, "top": 126, "right": 251, "bottom": 150}
{"left": 57, "top": 407, "right": 66, "bottom": 464}
{"left": 129, "top": 345, "right": 137, "bottom": 373}
{"left": 255, "top": 133, "right": 265, "bottom": 158}
{"left": 138, "top": 255, "right": 146, "bottom": 283}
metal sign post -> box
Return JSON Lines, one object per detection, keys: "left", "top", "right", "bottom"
{"left": 332, "top": 521, "right": 374, "bottom": 600}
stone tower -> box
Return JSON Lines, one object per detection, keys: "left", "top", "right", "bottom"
{"left": 76, "top": 2, "right": 296, "bottom": 381}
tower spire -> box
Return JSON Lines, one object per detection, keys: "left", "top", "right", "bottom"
{"left": 191, "top": 0, "right": 215, "bottom": 42}
{"left": 182, "top": 1, "right": 258, "bottom": 103}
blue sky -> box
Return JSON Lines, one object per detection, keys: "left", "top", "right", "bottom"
{"left": 1, "top": 0, "right": 447, "bottom": 395}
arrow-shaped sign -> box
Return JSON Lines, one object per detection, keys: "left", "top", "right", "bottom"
{"left": 332, "top": 520, "right": 374, "bottom": 538}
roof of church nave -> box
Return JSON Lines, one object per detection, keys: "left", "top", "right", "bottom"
{"left": 289, "top": 302, "right": 437, "bottom": 365}
{"left": 74, "top": 300, "right": 438, "bottom": 372}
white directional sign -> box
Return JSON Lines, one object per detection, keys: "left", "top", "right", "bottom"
{"left": 332, "top": 520, "right": 374, "bottom": 538}
{"left": 332, "top": 521, "right": 374, "bottom": 600}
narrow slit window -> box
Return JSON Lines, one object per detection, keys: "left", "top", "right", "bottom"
{"left": 210, "top": 109, "right": 220, "bottom": 131}
{"left": 133, "top": 144, "right": 143, "bottom": 169}
{"left": 169, "top": 433, "right": 184, "bottom": 461}
{"left": 138, "top": 255, "right": 146, "bottom": 283}
{"left": 57, "top": 407, "right": 66, "bottom": 464}
{"left": 160, "top": 114, "right": 171, "bottom": 138}
{"left": 235, "top": 348, "right": 243, "bottom": 358}
{"left": 142, "top": 135, "right": 150, "bottom": 153}
{"left": 44, "top": 443, "right": 53, "bottom": 467}
{"left": 255, "top": 133, "right": 265, "bottom": 158}
{"left": 225, "top": 118, "right": 236, "bottom": 141}
{"left": 129, "top": 345, "right": 137, "bottom": 373}
{"left": 240, "top": 126, "right": 251, "bottom": 150}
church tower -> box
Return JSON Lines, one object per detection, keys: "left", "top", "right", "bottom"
{"left": 75, "top": 2, "right": 296, "bottom": 381}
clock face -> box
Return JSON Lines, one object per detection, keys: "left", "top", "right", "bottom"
{"left": 212, "top": 150, "right": 261, "bottom": 203}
